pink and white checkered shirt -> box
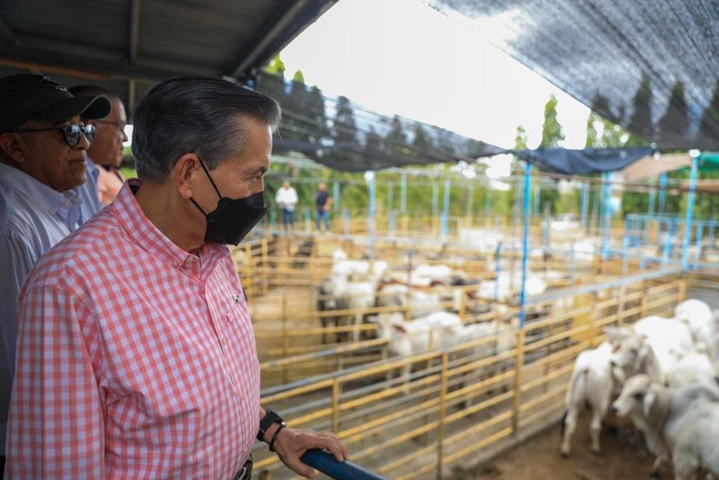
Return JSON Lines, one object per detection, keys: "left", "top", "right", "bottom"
{"left": 7, "top": 180, "right": 261, "bottom": 479}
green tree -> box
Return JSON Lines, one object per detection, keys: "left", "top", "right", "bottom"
{"left": 626, "top": 72, "right": 653, "bottom": 146}
{"left": 585, "top": 112, "right": 601, "bottom": 148}
{"left": 265, "top": 55, "right": 286, "bottom": 76}
{"left": 538, "top": 95, "right": 564, "bottom": 214}
{"left": 333, "top": 96, "right": 358, "bottom": 146}
{"left": 656, "top": 80, "right": 688, "bottom": 145}
{"left": 540, "top": 94, "right": 565, "bottom": 148}
{"left": 698, "top": 80, "right": 719, "bottom": 147}
{"left": 412, "top": 122, "right": 430, "bottom": 152}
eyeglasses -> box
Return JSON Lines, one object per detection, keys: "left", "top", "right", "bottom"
{"left": 96, "top": 120, "right": 127, "bottom": 134}
{"left": 10, "top": 123, "right": 96, "bottom": 146}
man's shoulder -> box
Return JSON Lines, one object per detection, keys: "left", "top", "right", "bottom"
{"left": 31, "top": 211, "right": 118, "bottom": 283}
{"left": 0, "top": 186, "right": 57, "bottom": 237}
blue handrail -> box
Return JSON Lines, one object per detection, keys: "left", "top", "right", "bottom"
{"left": 300, "top": 449, "right": 386, "bottom": 480}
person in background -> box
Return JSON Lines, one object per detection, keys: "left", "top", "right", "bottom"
{"left": 69, "top": 85, "right": 129, "bottom": 205}
{"left": 6, "top": 76, "right": 347, "bottom": 479}
{"left": 275, "top": 180, "right": 298, "bottom": 231}
{"left": 0, "top": 73, "right": 110, "bottom": 478}
{"left": 315, "top": 182, "right": 332, "bottom": 232}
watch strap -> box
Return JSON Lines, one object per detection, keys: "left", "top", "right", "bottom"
{"left": 257, "top": 409, "right": 286, "bottom": 442}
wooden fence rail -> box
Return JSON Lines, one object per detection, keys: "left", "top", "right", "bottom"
{"left": 249, "top": 274, "right": 687, "bottom": 479}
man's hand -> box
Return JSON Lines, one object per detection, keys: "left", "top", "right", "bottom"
{"left": 272, "top": 427, "right": 349, "bottom": 479}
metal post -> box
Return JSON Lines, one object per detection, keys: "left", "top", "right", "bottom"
{"left": 389, "top": 210, "right": 396, "bottom": 236}
{"left": 494, "top": 242, "right": 503, "bottom": 302}
{"left": 304, "top": 207, "right": 311, "bottom": 234}
{"left": 432, "top": 182, "right": 439, "bottom": 218}
{"left": 581, "top": 182, "right": 589, "bottom": 232}
{"left": 519, "top": 162, "right": 532, "bottom": 328}
{"left": 400, "top": 172, "right": 407, "bottom": 214}
{"left": 622, "top": 233, "right": 630, "bottom": 274}
{"left": 343, "top": 208, "right": 350, "bottom": 239}
{"left": 709, "top": 223, "right": 716, "bottom": 248}
{"left": 648, "top": 188, "right": 656, "bottom": 216}
{"left": 466, "top": 184, "right": 474, "bottom": 219}
{"left": 694, "top": 221, "right": 704, "bottom": 267}
{"left": 591, "top": 182, "right": 600, "bottom": 234}
{"left": 658, "top": 172, "right": 668, "bottom": 216}
{"left": 601, "top": 172, "right": 613, "bottom": 260}
{"left": 369, "top": 172, "right": 376, "bottom": 261}
{"left": 663, "top": 218, "right": 672, "bottom": 264}
{"left": 269, "top": 208, "right": 276, "bottom": 230}
{"left": 388, "top": 180, "right": 394, "bottom": 213}
{"left": 441, "top": 177, "right": 450, "bottom": 238}
{"left": 333, "top": 181, "right": 340, "bottom": 215}
{"left": 533, "top": 185, "right": 541, "bottom": 218}
{"left": 681, "top": 155, "right": 699, "bottom": 270}
{"left": 485, "top": 184, "right": 492, "bottom": 225}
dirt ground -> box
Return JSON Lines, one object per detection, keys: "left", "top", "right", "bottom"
{"left": 450, "top": 415, "right": 657, "bottom": 480}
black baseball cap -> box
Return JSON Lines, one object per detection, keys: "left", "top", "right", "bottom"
{"left": 0, "top": 74, "right": 112, "bottom": 133}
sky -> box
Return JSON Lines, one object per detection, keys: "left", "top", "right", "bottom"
{"left": 279, "top": 0, "right": 590, "bottom": 154}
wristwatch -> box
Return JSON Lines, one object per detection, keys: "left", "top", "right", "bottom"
{"left": 257, "top": 409, "right": 286, "bottom": 442}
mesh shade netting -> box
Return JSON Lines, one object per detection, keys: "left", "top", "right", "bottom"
{"left": 428, "top": 0, "right": 719, "bottom": 151}
{"left": 254, "top": 72, "right": 506, "bottom": 172}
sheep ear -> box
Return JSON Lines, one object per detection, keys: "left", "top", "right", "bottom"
{"left": 392, "top": 324, "right": 408, "bottom": 334}
{"left": 643, "top": 390, "right": 655, "bottom": 418}
{"left": 603, "top": 326, "right": 618, "bottom": 338}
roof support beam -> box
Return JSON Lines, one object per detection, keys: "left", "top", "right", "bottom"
{"left": 129, "top": 0, "right": 141, "bottom": 63}
{"left": 227, "top": 0, "right": 338, "bottom": 80}
{"left": 227, "top": 0, "right": 309, "bottom": 79}
{"left": 0, "top": 53, "right": 215, "bottom": 83}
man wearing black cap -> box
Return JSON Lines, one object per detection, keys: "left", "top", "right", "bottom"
{"left": 0, "top": 73, "right": 110, "bottom": 473}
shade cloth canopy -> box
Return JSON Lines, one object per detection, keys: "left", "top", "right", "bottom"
{"left": 429, "top": 0, "right": 719, "bottom": 151}
{"left": 515, "top": 147, "right": 655, "bottom": 176}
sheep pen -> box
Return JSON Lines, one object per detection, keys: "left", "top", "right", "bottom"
{"left": 234, "top": 234, "right": 718, "bottom": 479}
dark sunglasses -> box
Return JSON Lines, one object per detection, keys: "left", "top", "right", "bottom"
{"left": 10, "top": 123, "right": 96, "bottom": 146}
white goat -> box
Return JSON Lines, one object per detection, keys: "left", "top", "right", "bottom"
{"left": 560, "top": 341, "right": 625, "bottom": 457}
{"left": 369, "top": 312, "right": 464, "bottom": 393}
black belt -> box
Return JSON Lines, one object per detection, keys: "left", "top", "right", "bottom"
{"left": 232, "top": 456, "right": 252, "bottom": 480}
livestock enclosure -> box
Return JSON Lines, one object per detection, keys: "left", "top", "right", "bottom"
{"left": 232, "top": 233, "right": 713, "bottom": 479}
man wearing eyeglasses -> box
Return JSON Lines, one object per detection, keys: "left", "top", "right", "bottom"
{"left": 70, "top": 85, "right": 129, "bottom": 205}
{"left": 6, "top": 76, "right": 348, "bottom": 479}
{"left": 0, "top": 73, "right": 110, "bottom": 477}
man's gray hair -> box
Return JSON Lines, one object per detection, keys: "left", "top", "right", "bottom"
{"left": 132, "top": 76, "right": 281, "bottom": 182}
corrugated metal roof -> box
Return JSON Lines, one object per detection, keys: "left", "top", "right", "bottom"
{"left": 0, "top": 0, "right": 338, "bottom": 113}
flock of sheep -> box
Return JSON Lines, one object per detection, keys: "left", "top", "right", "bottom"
{"left": 313, "top": 248, "right": 719, "bottom": 478}
{"left": 560, "top": 299, "right": 719, "bottom": 479}
{"left": 316, "top": 249, "right": 551, "bottom": 343}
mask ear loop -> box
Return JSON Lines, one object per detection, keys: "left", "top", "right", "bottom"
{"left": 197, "top": 156, "right": 224, "bottom": 198}
{"left": 189, "top": 156, "right": 223, "bottom": 215}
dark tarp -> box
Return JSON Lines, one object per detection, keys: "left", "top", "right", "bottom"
{"left": 515, "top": 147, "right": 656, "bottom": 176}
{"left": 428, "top": 0, "right": 719, "bottom": 151}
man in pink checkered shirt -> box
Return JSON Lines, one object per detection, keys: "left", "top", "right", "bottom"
{"left": 6, "top": 77, "right": 348, "bottom": 479}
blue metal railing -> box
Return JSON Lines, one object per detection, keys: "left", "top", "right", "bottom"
{"left": 301, "top": 449, "right": 386, "bottom": 480}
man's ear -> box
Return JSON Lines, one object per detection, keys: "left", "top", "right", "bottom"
{"left": 0, "top": 133, "right": 25, "bottom": 164}
{"left": 174, "top": 154, "right": 200, "bottom": 200}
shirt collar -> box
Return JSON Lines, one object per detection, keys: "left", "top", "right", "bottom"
{"left": 0, "top": 162, "right": 82, "bottom": 228}
{"left": 112, "top": 179, "right": 228, "bottom": 272}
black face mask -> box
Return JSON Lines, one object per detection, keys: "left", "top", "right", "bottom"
{"left": 190, "top": 159, "right": 267, "bottom": 246}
